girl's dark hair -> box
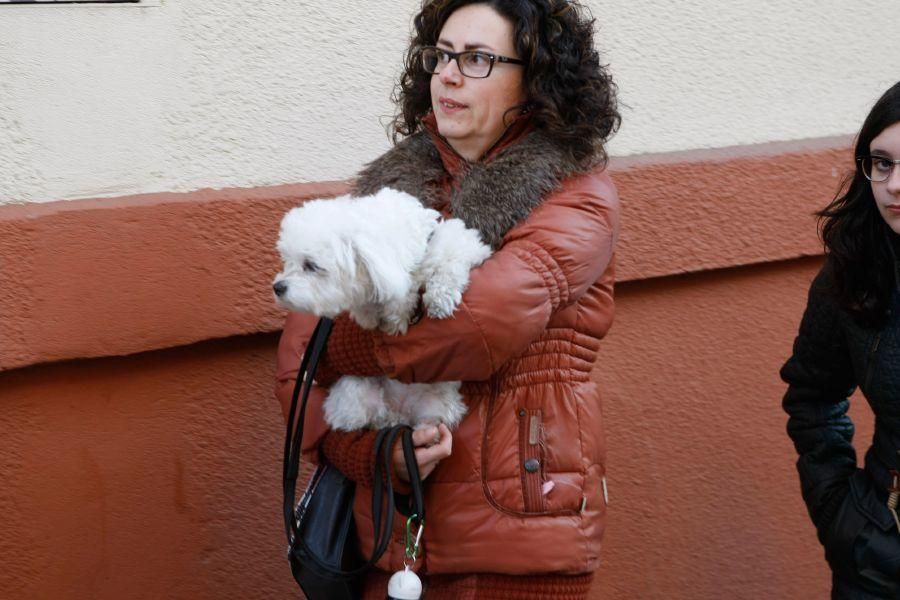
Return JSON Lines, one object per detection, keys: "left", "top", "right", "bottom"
{"left": 392, "top": 0, "right": 620, "bottom": 168}
{"left": 818, "top": 80, "right": 900, "bottom": 325}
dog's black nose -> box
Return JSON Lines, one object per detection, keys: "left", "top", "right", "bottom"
{"left": 273, "top": 280, "right": 288, "bottom": 297}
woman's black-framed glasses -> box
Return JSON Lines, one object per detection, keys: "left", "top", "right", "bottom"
{"left": 420, "top": 46, "right": 524, "bottom": 79}
{"left": 858, "top": 155, "right": 900, "bottom": 183}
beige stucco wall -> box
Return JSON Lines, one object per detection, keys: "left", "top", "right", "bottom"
{"left": 1, "top": 0, "right": 898, "bottom": 205}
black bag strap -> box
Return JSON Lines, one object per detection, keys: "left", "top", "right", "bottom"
{"left": 282, "top": 317, "right": 427, "bottom": 577}
{"left": 400, "top": 429, "right": 426, "bottom": 524}
{"left": 283, "top": 316, "right": 334, "bottom": 540}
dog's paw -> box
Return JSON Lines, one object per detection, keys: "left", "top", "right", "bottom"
{"left": 409, "top": 381, "right": 467, "bottom": 430}
{"left": 423, "top": 284, "right": 462, "bottom": 319}
{"left": 379, "top": 319, "right": 409, "bottom": 336}
{"left": 324, "top": 397, "right": 372, "bottom": 431}
{"left": 350, "top": 306, "right": 381, "bottom": 331}
{"left": 325, "top": 376, "right": 386, "bottom": 431}
{"left": 379, "top": 313, "right": 409, "bottom": 336}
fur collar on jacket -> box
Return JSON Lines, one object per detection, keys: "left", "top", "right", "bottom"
{"left": 352, "top": 118, "right": 588, "bottom": 249}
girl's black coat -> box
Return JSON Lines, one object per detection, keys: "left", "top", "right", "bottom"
{"left": 782, "top": 259, "right": 900, "bottom": 593}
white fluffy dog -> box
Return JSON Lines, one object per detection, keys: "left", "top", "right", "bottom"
{"left": 273, "top": 187, "right": 491, "bottom": 431}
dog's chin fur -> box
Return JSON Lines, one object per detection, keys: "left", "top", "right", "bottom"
{"left": 273, "top": 186, "right": 491, "bottom": 430}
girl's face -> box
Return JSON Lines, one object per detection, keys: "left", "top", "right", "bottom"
{"left": 870, "top": 121, "right": 900, "bottom": 234}
{"left": 430, "top": 4, "right": 527, "bottom": 162}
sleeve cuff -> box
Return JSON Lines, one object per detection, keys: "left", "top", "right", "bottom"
{"left": 324, "top": 315, "right": 391, "bottom": 377}
{"left": 319, "top": 428, "right": 413, "bottom": 493}
{"left": 321, "top": 429, "right": 378, "bottom": 486}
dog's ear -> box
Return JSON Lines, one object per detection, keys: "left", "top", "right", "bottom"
{"left": 349, "top": 237, "right": 410, "bottom": 304}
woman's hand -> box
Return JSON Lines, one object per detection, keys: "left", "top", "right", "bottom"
{"left": 393, "top": 423, "right": 452, "bottom": 482}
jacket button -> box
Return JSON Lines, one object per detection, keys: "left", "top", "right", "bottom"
{"left": 524, "top": 458, "right": 540, "bottom": 473}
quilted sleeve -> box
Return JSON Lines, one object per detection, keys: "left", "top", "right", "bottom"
{"left": 780, "top": 261, "right": 858, "bottom": 534}
{"left": 318, "top": 167, "right": 619, "bottom": 383}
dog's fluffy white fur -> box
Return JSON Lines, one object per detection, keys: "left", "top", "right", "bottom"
{"left": 273, "top": 187, "right": 491, "bottom": 430}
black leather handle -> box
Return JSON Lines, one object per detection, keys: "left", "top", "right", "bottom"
{"left": 283, "top": 317, "right": 334, "bottom": 541}
{"left": 283, "top": 317, "right": 428, "bottom": 577}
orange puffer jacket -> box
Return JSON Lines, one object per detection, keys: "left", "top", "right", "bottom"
{"left": 275, "top": 116, "right": 620, "bottom": 576}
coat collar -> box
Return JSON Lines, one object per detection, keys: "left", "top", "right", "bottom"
{"left": 353, "top": 115, "right": 585, "bottom": 248}
{"left": 420, "top": 111, "right": 535, "bottom": 178}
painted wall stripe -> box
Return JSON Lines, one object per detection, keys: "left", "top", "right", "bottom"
{"left": 0, "top": 137, "right": 852, "bottom": 371}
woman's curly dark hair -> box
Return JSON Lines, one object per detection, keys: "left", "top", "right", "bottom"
{"left": 818, "top": 80, "right": 900, "bottom": 326}
{"left": 391, "top": 0, "right": 620, "bottom": 168}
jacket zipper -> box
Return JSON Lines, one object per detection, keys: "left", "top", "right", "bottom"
{"left": 518, "top": 408, "right": 544, "bottom": 512}
{"left": 863, "top": 332, "right": 882, "bottom": 393}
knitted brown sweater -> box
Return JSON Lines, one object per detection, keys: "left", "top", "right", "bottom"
{"left": 362, "top": 565, "right": 594, "bottom": 599}
{"left": 320, "top": 428, "right": 410, "bottom": 492}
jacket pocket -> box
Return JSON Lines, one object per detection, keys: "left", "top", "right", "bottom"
{"left": 480, "top": 383, "right": 582, "bottom": 517}
{"left": 824, "top": 470, "right": 900, "bottom": 589}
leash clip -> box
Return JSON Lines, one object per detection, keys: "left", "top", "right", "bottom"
{"left": 404, "top": 514, "right": 424, "bottom": 567}
{"left": 887, "top": 469, "right": 900, "bottom": 533}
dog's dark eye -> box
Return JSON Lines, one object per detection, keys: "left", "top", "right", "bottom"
{"left": 302, "top": 260, "right": 320, "bottom": 273}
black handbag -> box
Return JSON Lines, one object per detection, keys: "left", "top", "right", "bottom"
{"left": 282, "top": 317, "right": 426, "bottom": 600}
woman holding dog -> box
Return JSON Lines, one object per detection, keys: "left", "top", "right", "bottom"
{"left": 276, "top": 0, "right": 620, "bottom": 597}
{"left": 781, "top": 81, "right": 900, "bottom": 599}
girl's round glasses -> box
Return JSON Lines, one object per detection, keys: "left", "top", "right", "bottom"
{"left": 858, "top": 155, "right": 900, "bottom": 183}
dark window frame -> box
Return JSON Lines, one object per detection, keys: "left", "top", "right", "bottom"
{"left": 0, "top": 1, "right": 142, "bottom": 4}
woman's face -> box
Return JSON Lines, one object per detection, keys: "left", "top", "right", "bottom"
{"left": 430, "top": 4, "right": 527, "bottom": 161}
{"left": 870, "top": 121, "right": 900, "bottom": 234}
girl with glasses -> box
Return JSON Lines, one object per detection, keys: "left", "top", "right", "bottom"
{"left": 782, "top": 80, "right": 900, "bottom": 599}
{"left": 276, "top": 1, "right": 620, "bottom": 598}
